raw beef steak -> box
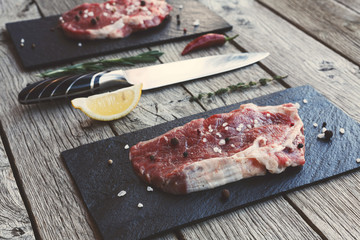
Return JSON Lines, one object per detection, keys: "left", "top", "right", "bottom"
{"left": 59, "top": 0, "right": 172, "bottom": 39}
{"left": 129, "top": 103, "right": 305, "bottom": 194}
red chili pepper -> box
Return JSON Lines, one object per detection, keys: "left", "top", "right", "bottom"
{"left": 181, "top": 33, "right": 239, "bottom": 55}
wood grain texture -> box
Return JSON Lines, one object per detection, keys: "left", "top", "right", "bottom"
{"left": 0, "top": 0, "right": 39, "bottom": 41}
{"left": 0, "top": 1, "right": 37, "bottom": 239}
{"left": 182, "top": 197, "right": 321, "bottom": 240}
{"left": 258, "top": 0, "right": 360, "bottom": 65}
{"left": 200, "top": 0, "right": 360, "bottom": 122}
{"left": 0, "top": 136, "right": 34, "bottom": 239}
{"left": 198, "top": 0, "right": 360, "bottom": 239}
{"left": 336, "top": 0, "right": 360, "bottom": 13}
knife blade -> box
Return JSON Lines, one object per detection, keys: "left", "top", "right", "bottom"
{"left": 18, "top": 52, "right": 269, "bottom": 104}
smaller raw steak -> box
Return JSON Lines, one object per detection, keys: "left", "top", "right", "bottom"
{"left": 129, "top": 103, "right": 305, "bottom": 194}
{"left": 60, "top": 0, "right": 172, "bottom": 39}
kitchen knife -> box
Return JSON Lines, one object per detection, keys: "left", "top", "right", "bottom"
{"left": 18, "top": 52, "right": 269, "bottom": 104}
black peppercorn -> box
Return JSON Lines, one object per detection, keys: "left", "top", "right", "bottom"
{"left": 149, "top": 155, "right": 155, "bottom": 161}
{"left": 221, "top": 189, "right": 230, "bottom": 201}
{"left": 297, "top": 143, "right": 304, "bottom": 149}
{"left": 225, "top": 137, "right": 230, "bottom": 143}
{"left": 90, "top": 18, "right": 97, "bottom": 25}
{"left": 79, "top": 10, "right": 83, "bottom": 15}
{"left": 324, "top": 130, "right": 333, "bottom": 140}
{"left": 170, "top": 137, "right": 179, "bottom": 147}
{"left": 75, "top": 15, "right": 80, "bottom": 21}
{"left": 183, "top": 152, "right": 188, "bottom": 158}
{"left": 322, "top": 122, "right": 327, "bottom": 128}
{"left": 140, "top": 0, "right": 146, "bottom": 6}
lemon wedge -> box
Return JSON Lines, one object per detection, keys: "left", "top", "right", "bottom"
{"left": 71, "top": 84, "right": 142, "bottom": 121}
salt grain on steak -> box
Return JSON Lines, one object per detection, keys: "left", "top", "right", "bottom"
{"left": 129, "top": 103, "right": 305, "bottom": 195}
{"left": 60, "top": 0, "right": 172, "bottom": 39}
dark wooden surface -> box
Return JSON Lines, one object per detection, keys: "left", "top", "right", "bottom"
{"left": 1, "top": 0, "right": 360, "bottom": 239}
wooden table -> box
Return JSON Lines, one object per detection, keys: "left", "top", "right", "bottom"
{"left": 1, "top": 0, "right": 360, "bottom": 239}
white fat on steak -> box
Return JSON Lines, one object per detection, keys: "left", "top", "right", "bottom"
{"left": 130, "top": 103, "right": 305, "bottom": 194}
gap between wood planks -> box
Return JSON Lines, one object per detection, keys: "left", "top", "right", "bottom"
{"left": 255, "top": 0, "right": 360, "bottom": 68}
{"left": 283, "top": 195, "right": 328, "bottom": 240}
{"left": 333, "top": 0, "right": 360, "bottom": 15}
{"left": 0, "top": 120, "right": 41, "bottom": 240}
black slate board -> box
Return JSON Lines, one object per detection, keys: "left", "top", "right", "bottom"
{"left": 61, "top": 85, "right": 360, "bottom": 240}
{"left": 6, "top": 0, "right": 232, "bottom": 69}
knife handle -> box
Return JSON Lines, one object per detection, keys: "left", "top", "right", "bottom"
{"left": 18, "top": 71, "right": 132, "bottom": 104}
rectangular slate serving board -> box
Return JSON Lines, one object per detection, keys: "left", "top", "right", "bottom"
{"left": 6, "top": 0, "right": 232, "bottom": 69}
{"left": 62, "top": 85, "right": 360, "bottom": 240}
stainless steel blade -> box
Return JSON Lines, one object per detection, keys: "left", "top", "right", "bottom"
{"left": 121, "top": 52, "right": 269, "bottom": 90}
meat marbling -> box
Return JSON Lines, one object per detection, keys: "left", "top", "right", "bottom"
{"left": 129, "top": 103, "right": 305, "bottom": 195}
{"left": 60, "top": 0, "right": 172, "bottom": 39}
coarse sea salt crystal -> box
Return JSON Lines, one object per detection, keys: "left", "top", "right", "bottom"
{"left": 231, "top": 144, "right": 235, "bottom": 148}
{"left": 213, "top": 147, "right": 222, "bottom": 153}
{"left": 303, "top": 99, "right": 308, "bottom": 104}
{"left": 193, "top": 19, "right": 200, "bottom": 26}
{"left": 236, "top": 124, "right": 244, "bottom": 132}
{"left": 124, "top": 144, "right": 129, "bottom": 149}
{"left": 137, "top": 203, "right": 143, "bottom": 208}
{"left": 117, "top": 190, "right": 126, "bottom": 197}
{"left": 266, "top": 113, "right": 271, "bottom": 117}
{"left": 294, "top": 102, "right": 300, "bottom": 109}
{"left": 313, "top": 123, "right": 318, "bottom": 127}
{"left": 147, "top": 186, "right": 153, "bottom": 192}
{"left": 356, "top": 158, "right": 360, "bottom": 163}
{"left": 78, "top": 42, "right": 82, "bottom": 47}
{"left": 216, "top": 132, "right": 222, "bottom": 137}
{"left": 317, "top": 133, "right": 325, "bottom": 139}
{"left": 339, "top": 128, "right": 345, "bottom": 134}
{"left": 105, "top": 3, "right": 111, "bottom": 9}
{"left": 321, "top": 127, "right": 327, "bottom": 133}
{"left": 202, "top": 138, "right": 207, "bottom": 143}
{"left": 219, "top": 139, "right": 226, "bottom": 145}
{"left": 247, "top": 124, "right": 252, "bottom": 129}
{"left": 208, "top": 125, "right": 213, "bottom": 133}
{"left": 225, "top": 126, "right": 229, "bottom": 131}
{"left": 88, "top": 11, "right": 94, "bottom": 17}
{"left": 222, "top": 122, "right": 228, "bottom": 127}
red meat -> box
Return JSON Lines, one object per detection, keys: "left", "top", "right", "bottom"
{"left": 129, "top": 103, "right": 305, "bottom": 194}
{"left": 59, "top": 0, "right": 172, "bottom": 39}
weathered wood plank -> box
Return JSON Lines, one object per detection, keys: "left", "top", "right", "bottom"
{"left": 34, "top": 0, "right": 98, "bottom": 17}
{"left": 258, "top": 0, "right": 360, "bottom": 65}
{"left": 182, "top": 197, "right": 321, "bottom": 240}
{"left": 198, "top": 0, "right": 360, "bottom": 239}
{"left": 0, "top": 135, "right": 34, "bottom": 239}
{"left": 201, "top": 0, "right": 360, "bottom": 121}
{"left": 336, "top": 0, "right": 360, "bottom": 13}
{"left": 0, "top": 0, "right": 39, "bottom": 41}
{"left": 0, "top": 1, "right": 38, "bottom": 239}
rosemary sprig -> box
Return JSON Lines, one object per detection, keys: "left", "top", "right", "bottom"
{"left": 190, "top": 75, "right": 288, "bottom": 102}
{"left": 38, "top": 50, "right": 164, "bottom": 78}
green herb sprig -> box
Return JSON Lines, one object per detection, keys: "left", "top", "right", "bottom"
{"left": 39, "top": 50, "right": 164, "bottom": 78}
{"left": 190, "top": 75, "right": 287, "bottom": 102}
